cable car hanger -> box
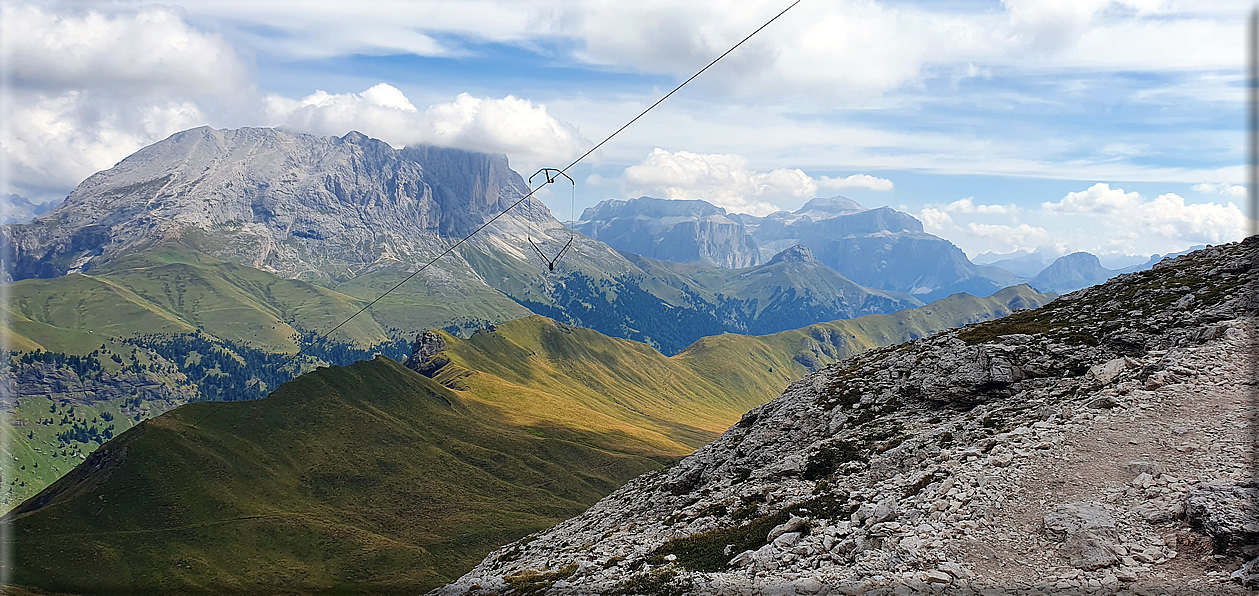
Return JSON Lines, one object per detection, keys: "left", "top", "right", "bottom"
{"left": 526, "top": 168, "right": 576, "bottom": 272}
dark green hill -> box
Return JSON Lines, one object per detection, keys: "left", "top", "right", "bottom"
{"left": 5, "top": 357, "right": 663, "bottom": 594}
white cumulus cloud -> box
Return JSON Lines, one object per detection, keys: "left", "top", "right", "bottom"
{"left": 622, "top": 149, "right": 826, "bottom": 216}
{"left": 946, "top": 197, "right": 1011, "bottom": 214}
{"left": 817, "top": 174, "right": 894, "bottom": 192}
{"left": 965, "top": 222, "right": 1051, "bottom": 250}
{"left": 918, "top": 207, "right": 954, "bottom": 232}
{"left": 1131, "top": 192, "right": 1250, "bottom": 245}
{"left": 1, "top": 91, "right": 207, "bottom": 199}
{"left": 264, "top": 86, "right": 587, "bottom": 165}
{"left": 1, "top": 3, "right": 248, "bottom": 96}
{"left": 1041, "top": 182, "right": 1142, "bottom": 213}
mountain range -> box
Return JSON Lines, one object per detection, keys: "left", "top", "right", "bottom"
{"left": 1, "top": 127, "right": 941, "bottom": 356}
{"left": 579, "top": 196, "right": 1216, "bottom": 299}
{"left": 577, "top": 196, "right": 1008, "bottom": 302}
{"left": 0, "top": 125, "right": 1058, "bottom": 516}
{"left": 3, "top": 122, "right": 1243, "bottom": 593}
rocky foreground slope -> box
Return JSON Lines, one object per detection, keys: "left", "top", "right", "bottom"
{"left": 439, "top": 237, "right": 1257, "bottom": 595}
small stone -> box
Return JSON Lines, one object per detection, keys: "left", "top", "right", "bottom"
{"left": 793, "top": 577, "right": 824, "bottom": 594}
{"left": 938, "top": 561, "right": 974, "bottom": 579}
{"left": 923, "top": 569, "right": 952, "bottom": 584}
{"left": 729, "top": 550, "right": 756, "bottom": 568}
{"left": 768, "top": 515, "right": 809, "bottom": 542}
{"left": 1125, "top": 461, "right": 1167, "bottom": 476}
{"left": 774, "top": 532, "right": 803, "bottom": 549}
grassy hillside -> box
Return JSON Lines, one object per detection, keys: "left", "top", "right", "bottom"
{"left": 425, "top": 285, "right": 1052, "bottom": 457}
{"left": 5, "top": 247, "right": 389, "bottom": 354}
{"left": 5, "top": 357, "right": 666, "bottom": 594}
{"left": 3, "top": 278, "right": 1052, "bottom": 593}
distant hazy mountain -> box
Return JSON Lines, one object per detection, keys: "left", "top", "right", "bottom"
{"left": 1027, "top": 252, "right": 1118, "bottom": 294}
{"left": 735, "top": 197, "right": 1005, "bottom": 301}
{"left": 1, "top": 194, "right": 56, "bottom": 224}
{"left": 1026, "top": 245, "right": 1208, "bottom": 294}
{"left": 574, "top": 196, "right": 761, "bottom": 268}
{"left": 1115, "top": 246, "right": 1204, "bottom": 273}
{"left": 578, "top": 195, "right": 1009, "bottom": 302}
{"left": 973, "top": 250, "right": 1047, "bottom": 278}
{"left": 618, "top": 244, "right": 922, "bottom": 336}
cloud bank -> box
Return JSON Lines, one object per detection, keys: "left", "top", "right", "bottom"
{"left": 264, "top": 86, "right": 587, "bottom": 165}
{"left": 622, "top": 149, "right": 891, "bottom": 216}
{"left": 928, "top": 182, "right": 1251, "bottom": 258}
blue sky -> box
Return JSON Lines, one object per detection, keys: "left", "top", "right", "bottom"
{"left": 1, "top": 0, "right": 1253, "bottom": 258}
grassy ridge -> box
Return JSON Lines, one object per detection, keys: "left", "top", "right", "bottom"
{"left": 6, "top": 358, "right": 664, "bottom": 594}
{"left": 3, "top": 245, "right": 530, "bottom": 356}
{"left": 6, "top": 249, "right": 381, "bottom": 353}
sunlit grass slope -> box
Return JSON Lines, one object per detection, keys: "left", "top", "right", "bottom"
{"left": 5, "top": 247, "right": 382, "bottom": 353}
{"left": 3, "top": 245, "right": 529, "bottom": 355}
{"left": 5, "top": 357, "right": 664, "bottom": 594}
{"left": 417, "top": 284, "right": 1053, "bottom": 456}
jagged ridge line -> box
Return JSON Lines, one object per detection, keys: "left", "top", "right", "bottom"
{"left": 184, "top": 0, "right": 804, "bottom": 432}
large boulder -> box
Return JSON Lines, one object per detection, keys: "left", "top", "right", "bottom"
{"left": 1043, "top": 502, "right": 1120, "bottom": 570}
{"left": 1186, "top": 480, "right": 1259, "bottom": 558}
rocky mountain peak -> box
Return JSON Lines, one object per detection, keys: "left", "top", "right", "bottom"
{"left": 1058, "top": 251, "right": 1104, "bottom": 268}
{"left": 767, "top": 244, "right": 815, "bottom": 265}
{"left": 1029, "top": 251, "right": 1117, "bottom": 294}
{"left": 405, "top": 330, "right": 450, "bottom": 378}
{"left": 339, "top": 130, "right": 373, "bottom": 145}
{"left": 1, "top": 126, "right": 560, "bottom": 281}
{"left": 439, "top": 237, "right": 1259, "bottom": 594}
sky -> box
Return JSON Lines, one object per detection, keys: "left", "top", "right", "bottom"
{"left": 0, "top": 0, "right": 1254, "bottom": 260}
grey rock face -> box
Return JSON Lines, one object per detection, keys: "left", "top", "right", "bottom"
{"left": 405, "top": 330, "right": 449, "bottom": 376}
{"left": 436, "top": 237, "right": 1258, "bottom": 595}
{"left": 2, "top": 127, "right": 555, "bottom": 282}
{"left": 575, "top": 197, "right": 761, "bottom": 268}
{"left": 4, "top": 360, "right": 198, "bottom": 409}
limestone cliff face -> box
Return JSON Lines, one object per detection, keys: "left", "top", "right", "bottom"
{"left": 1, "top": 127, "right": 556, "bottom": 282}
{"left": 575, "top": 197, "right": 762, "bottom": 269}
{"left": 438, "top": 238, "right": 1259, "bottom": 594}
